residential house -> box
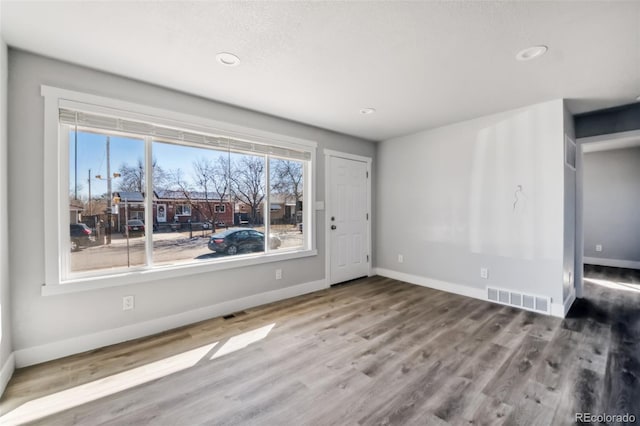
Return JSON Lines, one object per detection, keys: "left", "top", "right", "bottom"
{"left": 112, "top": 191, "right": 145, "bottom": 231}
{"left": 68, "top": 199, "right": 84, "bottom": 224}
{"left": 155, "top": 190, "right": 234, "bottom": 227}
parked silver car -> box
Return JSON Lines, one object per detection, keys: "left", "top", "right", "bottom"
{"left": 208, "top": 228, "right": 281, "bottom": 255}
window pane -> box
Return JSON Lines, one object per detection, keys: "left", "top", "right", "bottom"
{"left": 225, "top": 152, "right": 266, "bottom": 255}
{"left": 69, "top": 131, "right": 146, "bottom": 274}
{"left": 152, "top": 141, "right": 237, "bottom": 265}
{"left": 269, "top": 158, "right": 304, "bottom": 251}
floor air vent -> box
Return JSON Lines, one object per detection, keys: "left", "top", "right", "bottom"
{"left": 222, "top": 311, "right": 247, "bottom": 320}
{"left": 486, "top": 286, "right": 550, "bottom": 315}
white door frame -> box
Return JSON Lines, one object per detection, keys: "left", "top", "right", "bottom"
{"left": 324, "top": 149, "right": 373, "bottom": 285}
{"left": 575, "top": 128, "right": 640, "bottom": 298}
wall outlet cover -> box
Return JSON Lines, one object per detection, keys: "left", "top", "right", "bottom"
{"left": 122, "top": 295, "right": 135, "bottom": 311}
{"left": 480, "top": 267, "right": 489, "bottom": 279}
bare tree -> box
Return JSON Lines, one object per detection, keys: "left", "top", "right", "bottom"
{"left": 271, "top": 159, "right": 303, "bottom": 223}
{"left": 166, "top": 168, "right": 193, "bottom": 211}
{"left": 190, "top": 157, "right": 231, "bottom": 226}
{"left": 118, "top": 158, "right": 167, "bottom": 192}
{"left": 230, "top": 156, "right": 265, "bottom": 224}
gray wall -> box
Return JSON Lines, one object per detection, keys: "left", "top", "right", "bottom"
{"left": 1, "top": 39, "right": 13, "bottom": 388}
{"left": 7, "top": 50, "right": 375, "bottom": 359}
{"left": 575, "top": 103, "right": 640, "bottom": 139}
{"left": 562, "top": 101, "right": 576, "bottom": 301}
{"left": 376, "top": 99, "right": 567, "bottom": 306}
{"left": 583, "top": 147, "right": 640, "bottom": 263}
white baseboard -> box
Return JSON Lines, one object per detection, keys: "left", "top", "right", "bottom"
{"left": 14, "top": 279, "right": 328, "bottom": 368}
{"left": 374, "top": 267, "right": 485, "bottom": 300}
{"left": 0, "top": 352, "right": 15, "bottom": 396}
{"left": 374, "top": 267, "right": 566, "bottom": 318}
{"left": 562, "top": 288, "right": 576, "bottom": 317}
{"left": 584, "top": 257, "right": 640, "bottom": 270}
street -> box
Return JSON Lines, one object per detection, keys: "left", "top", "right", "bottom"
{"left": 70, "top": 226, "right": 304, "bottom": 273}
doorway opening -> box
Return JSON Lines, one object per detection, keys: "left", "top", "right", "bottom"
{"left": 576, "top": 129, "right": 640, "bottom": 299}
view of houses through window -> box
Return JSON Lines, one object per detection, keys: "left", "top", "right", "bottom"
{"left": 67, "top": 125, "right": 306, "bottom": 277}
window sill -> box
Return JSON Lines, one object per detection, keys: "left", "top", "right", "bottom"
{"left": 42, "top": 249, "right": 318, "bottom": 296}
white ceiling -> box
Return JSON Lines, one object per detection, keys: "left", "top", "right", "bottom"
{"left": 1, "top": 1, "right": 639, "bottom": 141}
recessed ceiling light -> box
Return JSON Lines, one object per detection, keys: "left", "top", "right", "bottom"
{"left": 360, "top": 108, "right": 376, "bottom": 115}
{"left": 515, "top": 45, "right": 548, "bottom": 61}
{"left": 216, "top": 52, "right": 240, "bottom": 67}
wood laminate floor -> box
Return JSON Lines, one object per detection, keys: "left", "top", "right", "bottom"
{"left": 1, "top": 267, "right": 639, "bottom": 425}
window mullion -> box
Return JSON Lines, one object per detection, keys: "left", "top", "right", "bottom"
{"left": 304, "top": 161, "right": 310, "bottom": 250}
{"left": 60, "top": 125, "right": 72, "bottom": 280}
{"left": 144, "top": 136, "right": 154, "bottom": 267}
{"left": 264, "top": 155, "right": 270, "bottom": 252}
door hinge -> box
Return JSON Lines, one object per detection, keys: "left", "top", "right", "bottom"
{"left": 366, "top": 254, "right": 369, "bottom": 262}
{"left": 366, "top": 213, "right": 369, "bottom": 220}
{"left": 366, "top": 171, "right": 369, "bottom": 178}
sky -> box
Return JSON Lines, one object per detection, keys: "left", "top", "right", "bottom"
{"left": 69, "top": 130, "right": 239, "bottom": 199}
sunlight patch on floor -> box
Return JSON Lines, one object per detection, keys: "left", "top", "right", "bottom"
{"left": 584, "top": 277, "right": 640, "bottom": 293}
{"left": 1, "top": 322, "right": 276, "bottom": 425}
{"left": 211, "top": 322, "right": 275, "bottom": 360}
{"left": 0, "top": 341, "right": 218, "bottom": 424}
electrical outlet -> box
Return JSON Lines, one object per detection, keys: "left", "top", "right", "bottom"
{"left": 398, "top": 254, "right": 404, "bottom": 263}
{"left": 595, "top": 244, "right": 603, "bottom": 252}
{"left": 480, "top": 267, "right": 489, "bottom": 279}
{"left": 122, "top": 295, "right": 135, "bottom": 311}
{"left": 275, "top": 269, "right": 282, "bottom": 280}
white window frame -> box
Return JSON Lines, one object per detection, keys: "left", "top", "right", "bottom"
{"left": 42, "top": 86, "right": 317, "bottom": 295}
{"left": 175, "top": 204, "right": 192, "bottom": 216}
{"left": 130, "top": 211, "right": 145, "bottom": 221}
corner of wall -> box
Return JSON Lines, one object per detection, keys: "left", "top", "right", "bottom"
{"left": 0, "top": 352, "right": 15, "bottom": 396}
{"left": 0, "top": 37, "right": 16, "bottom": 395}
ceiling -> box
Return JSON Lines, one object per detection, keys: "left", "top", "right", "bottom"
{"left": 1, "top": 1, "right": 639, "bottom": 141}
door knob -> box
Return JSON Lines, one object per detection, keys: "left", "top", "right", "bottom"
{"left": 331, "top": 225, "right": 337, "bottom": 230}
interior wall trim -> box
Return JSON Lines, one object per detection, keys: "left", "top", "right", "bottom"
{"left": 14, "top": 279, "right": 328, "bottom": 368}
{"left": 563, "top": 287, "right": 577, "bottom": 317}
{"left": 374, "top": 268, "right": 566, "bottom": 318}
{"left": 0, "top": 352, "right": 15, "bottom": 396}
{"left": 583, "top": 257, "right": 640, "bottom": 270}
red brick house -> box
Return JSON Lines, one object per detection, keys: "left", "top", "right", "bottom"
{"left": 112, "top": 191, "right": 234, "bottom": 231}
{"left": 154, "top": 190, "right": 234, "bottom": 226}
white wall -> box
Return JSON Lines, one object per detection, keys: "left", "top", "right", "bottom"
{"left": 562, "top": 101, "right": 576, "bottom": 304}
{"left": 376, "top": 99, "right": 567, "bottom": 311}
{"left": 8, "top": 50, "right": 375, "bottom": 366}
{"left": 583, "top": 146, "right": 640, "bottom": 266}
{"left": 1, "top": 37, "right": 15, "bottom": 391}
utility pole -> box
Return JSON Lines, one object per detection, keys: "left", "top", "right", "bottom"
{"left": 124, "top": 198, "right": 130, "bottom": 267}
{"left": 74, "top": 130, "right": 78, "bottom": 200}
{"left": 87, "top": 168, "right": 92, "bottom": 216}
{"left": 106, "top": 137, "right": 112, "bottom": 244}
{"left": 95, "top": 137, "right": 122, "bottom": 244}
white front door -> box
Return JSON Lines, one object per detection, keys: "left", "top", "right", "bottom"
{"left": 328, "top": 155, "right": 370, "bottom": 284}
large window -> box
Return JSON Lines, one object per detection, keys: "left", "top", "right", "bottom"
{"left": 44, "top": 87, "right": 315, "bottom": 291}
